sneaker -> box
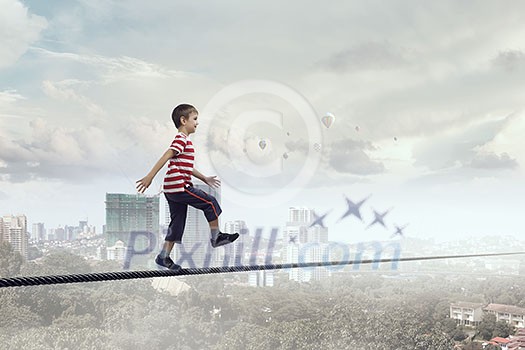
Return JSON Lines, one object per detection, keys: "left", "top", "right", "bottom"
{"left": 210, "top": 232, "right": 239, "bottom": 248}
{"left": 155, "top": 255, "right": 182, "bottom": 272}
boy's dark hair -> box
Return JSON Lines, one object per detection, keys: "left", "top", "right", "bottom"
{"left": 172, "top": 104, "right": 197, "bottom": 128}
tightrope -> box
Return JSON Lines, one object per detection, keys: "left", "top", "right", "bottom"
{"left": 0, "top": 251, "right": 523, "bottom": 288}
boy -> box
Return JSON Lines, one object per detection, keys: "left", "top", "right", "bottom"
{"left": 136, "top": 104, "right": 239, "bottom": 271}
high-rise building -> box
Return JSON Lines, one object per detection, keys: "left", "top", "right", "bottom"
{"left": 163, "top": 196, "right": 170, "bottom": 227}
{"left": 1, "top": 214, "right": 29, "bottom": 259}
{"left": 284, "top": 207, "right": 329, "bottom": 282}
{"left": 308, "top": 225, "right": 329, "bottom": 244}
{"left": 79, "top": 220, "right": 88, "bottom": 232}
{"left": 285, "top": 207, "right": 312, "bottom": 244}
{"left": 288, "top": 207, "right": 312, "bottom": 225}
{"left": 105, "top": 193, "right": 160, "bottom": 264}
{"left": 55, "top": 227, "right": 66, "bottom": 241}
{"left": 223, "top": 220, "right": 248, "bottom": 266}
{"left": 172, "top": 183, "right": 221, "bottom": 267}
{"left": 32, "top": 223, "right": 46, "bottom": 242}
{"left": 58, "top": 220, "right": 96, "bottom": 241}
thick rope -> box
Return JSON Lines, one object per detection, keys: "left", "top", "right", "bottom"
{"left": 0, "top": 251, "right": 523, "bottom": 288}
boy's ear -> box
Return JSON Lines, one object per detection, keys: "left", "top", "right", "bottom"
{"left": 180, "top": 116, "right": 186, "bottom": 125}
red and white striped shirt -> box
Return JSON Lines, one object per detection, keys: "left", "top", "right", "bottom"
{"left": 163, "top": 133, "right": 194, "bottom": 193}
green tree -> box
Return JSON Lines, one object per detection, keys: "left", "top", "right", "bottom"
{"left": 477, "top": 313, "right": 497, "bottom": 340}
{"left": 0, "top": 241, "right": 24, "bottom": 277}
{"left": 493, "top": 320, "right": 513, "bottom": 338}
{"left": 0, "top": 289, "right": 43, "bottom": 329}
{"left": 27, "top": 245, "right": 43, "bottom": 261}
{"left": 23, "top": 250, "right": 92, "bottom": 275}
{"left": 442, "top": 317, "right": 468, "bottom": 341}
{"left": 0, "top": 326, "right": 116, "bottom": 350}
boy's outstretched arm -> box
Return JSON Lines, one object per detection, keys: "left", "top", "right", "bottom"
{"left": 136, "top": 149, "right": 176, "bottom": 193}
{"left": 192, "top": 168, "right": 221, "bottom": 189}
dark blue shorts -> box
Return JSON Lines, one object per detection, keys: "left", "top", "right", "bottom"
{"left": 164, "top": 186, "right": 222, "bottom": 243}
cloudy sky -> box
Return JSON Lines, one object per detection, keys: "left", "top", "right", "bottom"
{"left": 1, "top": 0, "right": 524, "bottom": 244}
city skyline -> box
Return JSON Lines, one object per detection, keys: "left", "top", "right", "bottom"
{"left": 4, "top": 182, "right": 525, "bottom": 245}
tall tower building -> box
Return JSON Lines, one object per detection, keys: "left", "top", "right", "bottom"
{"left": 32, "top": 223, "right": 46, "bottom": 242}
{"left": 284, "top": 207, "right": 329, "bottom": 282}
{"left": 163, "top": 196, "right": 170, "bottom": 227}
{"left": 105, "top": 193, "right": 160, "bottom": 265}
{"left": 172, "top": 183, "right": 221, "bottom": 267}
{"left": 288, "top": 207, "right": 312, "bottom": 224}
{"left": 79, "top": 220, "right": 88, "bottom": 232}
{"left": 223, "top": 220, "right": 249, "bottom": 266}
{"left": 284, "top": 207, "right": 313, "bottom": 244}
{"left": 1, "top": 214, "right": 28, "bottom": 259}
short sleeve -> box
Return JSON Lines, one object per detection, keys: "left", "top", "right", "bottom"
{"left": 169, "top": 134, "right": 187, "bottom": 154}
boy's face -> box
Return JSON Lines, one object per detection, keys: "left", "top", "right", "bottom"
{"left": 183, "top": 111, "right": 199, "bottom": 134}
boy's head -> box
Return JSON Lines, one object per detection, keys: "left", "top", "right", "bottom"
{"left": 172, "top": 104, "right": 198, "bottom": 129}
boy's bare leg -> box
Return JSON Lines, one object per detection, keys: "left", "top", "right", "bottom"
{"left": 209, "top": 219, "right": 219, "bottom": 229}
{"left": 160, "top": 241, "right": 175, "bottom": 258}
{"left": 209, "top": 219, "right": 220, "bottom": 241}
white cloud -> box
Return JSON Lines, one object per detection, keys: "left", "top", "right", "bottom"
{"left": 32, "top": 48, "right": 186, "bottom": 83}
{"left": 492, "top": 49, "right": 525, "bottom": 72}
{"left": 0, "top": 0, "right": 47, "bottom": 68}
{"left": 0, "top": 114, "right": 185, "bottom": 184}
{"left": 468, "top": 152, "right": 518, "bottom": 170}
{"left": 412, "top": 116, "right": 509, "bottom": 171}
{"left": 0, "top": 118, "right": 117, "bottom": 182}
{"left": 328, "top": 139, "right": 385, "bottom": 175}
{"left": 0, "top": 90, "right": 28, "bottom": 121}
{"left": 0, "top": 90, "right": 25, "bottom": 104}
{"left": 42, "top": 80, "right": 104, "bottom": 115}
{"left": 480, "top": 111, "right": 525, "bottom": 170}
{"left": 318, "top": 41, "right": 413, "bottom": 73}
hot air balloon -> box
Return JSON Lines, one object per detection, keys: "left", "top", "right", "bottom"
{"left": 321, "top": 112, "right": 335, "bottom": 128}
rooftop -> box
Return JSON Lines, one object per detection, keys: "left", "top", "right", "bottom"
{"left": 490, "top": 337, "right": 510, "bottom": 344}
{"left": 485, "top": 303, "right": 525, "bottom": 316}
{"left": 451, "top": 301, "right": 484, "bottom": 309}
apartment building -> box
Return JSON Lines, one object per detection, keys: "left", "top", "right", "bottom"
{"left": 450, "top": 302, "right": 484, "bottom": 326}
{"left": 485, "top": 304, "right": 525, "bottom": 328}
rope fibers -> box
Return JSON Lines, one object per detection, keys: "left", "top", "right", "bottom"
{"left": 0, "top": 251, "right": 523, "bottom": 289}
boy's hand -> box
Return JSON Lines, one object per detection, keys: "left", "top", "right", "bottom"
{"left": 204, "top": 175, "right": 221, "bottom": 188}
{"left": 136, "top": 176, "right": 153, "bottom": 193}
